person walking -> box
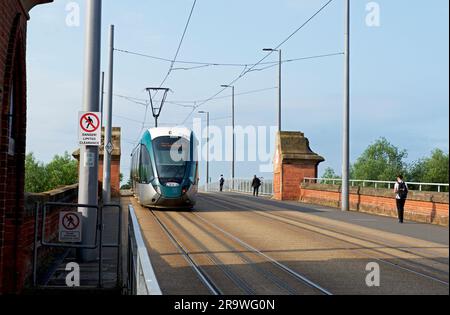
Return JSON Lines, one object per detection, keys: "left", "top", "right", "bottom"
{"left": 219, "top": 175, "right": 225, "bottom": 192}
{"left": 251, "top": 175, "right": 262, "bottom": 197}
{"left": 394, "top": 175, "right": 408, "bottom": 224}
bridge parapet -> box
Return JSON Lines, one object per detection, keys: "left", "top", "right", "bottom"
{"left": 300, "top": 182, "right": 449, "bottom": 226}
{"left": 5, "top": 184, "right": 79, "bottom": 293}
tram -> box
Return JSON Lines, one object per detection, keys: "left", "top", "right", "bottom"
{"left": 130, "top": 127, "right": 198, "bottom": 209}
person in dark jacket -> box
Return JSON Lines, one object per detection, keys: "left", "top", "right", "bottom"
{"left": 251, "top": 175, "right": 262, "bottom": 197}
{"left": 394, "top": 175, "right": 409, "bottom": 223}
{"left": 219, "top": 175, "right": 225, "bottom": 192}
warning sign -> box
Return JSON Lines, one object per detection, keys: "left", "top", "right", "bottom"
{"left": 79, "top": 111, "right": 101, "bottom": 146}
{"left": 59, "top": 212, "right": 82, "bottom": 243}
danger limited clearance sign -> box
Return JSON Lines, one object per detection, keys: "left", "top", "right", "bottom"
{"left": 79, "top": 112, "right": 101, "bottom": 146}
{"left": 59, "top": 212, "right": 82, "bottom": 243}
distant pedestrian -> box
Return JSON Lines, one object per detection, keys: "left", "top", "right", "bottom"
{"left": 252, "top": 175, "right": 262, "bottom": 197}
{"left": 394, "top": 175, "right": 409, "bottom": 223}
{"left": 219, "top": 175, "right": 225, "bottom": 192}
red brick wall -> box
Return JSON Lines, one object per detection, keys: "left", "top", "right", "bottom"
{"left": 300, "top": 184, "right": 449, "bottom": 226}
{"left": 23, "top": 186, "right": 78, "bottom": 290}
{"left": 282, "top": 164, "right": 317, "bottom": 200}
{"left": 274, "top": 163, "right": 318, "bottom": 201}
{"left": 98, "top": 158, "right": 121, "bottom": 197}
{"left": 0, "top": 0, "right": 28, "bottom": 294}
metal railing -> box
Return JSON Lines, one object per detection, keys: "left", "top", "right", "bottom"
{"left": 33, "top": 202, "right": 122, "bottom": 289}
{"left": 127, "top": 204, "right": 162, "bottom": 295}
{"left": 204, "top": 178, "right": 274, "bottom": 196}
{"left": 303, "top": 178, "right": 449, "bottom": 193}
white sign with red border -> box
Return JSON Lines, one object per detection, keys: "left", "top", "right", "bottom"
{"left": 59, "top": 212, "right": 82, "bottom": 243}
{"left": 79, "top": 111, "right": 101, "bottom": 146}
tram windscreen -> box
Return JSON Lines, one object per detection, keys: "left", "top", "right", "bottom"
{"left": 153, "top": 136, "right": 190, "bottom": 182}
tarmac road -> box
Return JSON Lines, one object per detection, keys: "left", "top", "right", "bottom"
{"left": 124, "top": 192, "right": 449, "bottom": 295}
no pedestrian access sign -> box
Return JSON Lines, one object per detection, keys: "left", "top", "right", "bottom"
{"left": 79, "top": 111, "right": 101, "bottom": 146}
{"left": 59, "top": 212, "right": 82, "bottom": 243}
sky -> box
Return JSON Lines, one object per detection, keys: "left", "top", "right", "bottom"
{"left": 26, "top": 0, "right": 449, "bottom": 185}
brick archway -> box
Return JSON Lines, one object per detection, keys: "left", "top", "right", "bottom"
{"left": 0, "top": 12, "right": 27, "bottom": 294}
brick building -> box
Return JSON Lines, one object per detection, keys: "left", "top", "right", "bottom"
{"left": 0, "top": 0, "right": 52, "bottom": 294}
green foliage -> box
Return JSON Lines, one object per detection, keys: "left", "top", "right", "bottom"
{"left": 322, "top": 167, "right": 340, "bottom": 179}
{"left": 351, "top": 138, "right": 408, "bottom": 181}
{"left": 408, "top": 149, "right": 449, "bottom": 184}
{"left": 25, "top": 152, "right": 78, "bottom": 193}
{"left": 25, "top": 153, "right": 48, "bottom": 193}
{"left": 121, "top": 178, "right": 133, "bottom": 190}
{"left": 319, "top": 139, "right": 448, "bottom": 189}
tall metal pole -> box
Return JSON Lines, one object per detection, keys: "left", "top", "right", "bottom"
{"left": 79, "top": 0, "right": 102, "bottom": 261}
{"left": 278, "top": 49, "right": 282, "bottom": 132}
{"left": 206, "top": 111, "right": 210, "bottom": 184}
{"left": 100, "top": 71, "right": 105, "bottom": 125}
{"left": 103, "top": 25, "right": 114, "bottom": 203}
{"left": 231, "top": 86, "right": 235, "bottom": 191}
{"left": 342, "top": 0, "right": 350, "bottom": 211}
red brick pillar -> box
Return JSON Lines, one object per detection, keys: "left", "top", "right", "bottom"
{"left": 273, "top": 132, "right": 324, "bottom": 201}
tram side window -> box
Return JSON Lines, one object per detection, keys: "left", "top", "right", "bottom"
{"left": 139, "top": 144, "right": 154, "bottom": 184}
{"left": 132, "top": 146, "right": 140, "bottom": 182}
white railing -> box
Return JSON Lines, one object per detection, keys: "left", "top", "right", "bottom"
{"left": 203, "top": 178, "right": 274, "bottom": 196}
{"left": 303, "top": 178, "right": 449, "bottom": 193}
{"left": 128, "top": 204, "right": 162, "bottom": 295}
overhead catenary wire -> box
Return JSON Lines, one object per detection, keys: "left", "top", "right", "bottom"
{"left": 157, "top": 0, "right": 198, "bottom": 89}
{"left": 179, "top": 0, "right": 336, "bottom": 125}
{"left": 115, "top": 48, "right": 343, "bottom": 70}
{"left": 113, "top": 50, "right": 343, "bottom": 109}
{"left": 136, "top": 0, "right": 198, "bottom": 143}
{"left": 113, "top": 86, "right": 279, "bottom": 108}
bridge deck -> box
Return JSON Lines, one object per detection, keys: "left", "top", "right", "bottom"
{"left": 123, "top": 192, "right": 449, "bottom": 295}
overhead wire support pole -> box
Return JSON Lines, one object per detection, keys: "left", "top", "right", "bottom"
{"left": 263, "top": 48, "right": 283, "bottom": 132}
{"left": 103, "top": 25, "right": 114, "bottom": 203}
{"left": 232, "top": 86, "right": 235, "bottom": 190}
{"left": 342, "top": 0, "right": 350, "bottom": 212}
{"left": 100, "top": 71, "right": 105, "bottom": 125}
{"left": 220, "top": 85, "right": 235, "bottom": 190}
{"left": 79, "top": 0, "right": 102, "bottom": 261}
{"left": 278, "top": 49, "right": 282, "bottom": 132}
{"left": 198, "top": 111, "right": 210, "bottom": 187}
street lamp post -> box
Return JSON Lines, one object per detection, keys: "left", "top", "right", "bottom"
{"left": 198, "top": 111, "right": 210, "bottom": 189}
{"left": 221, "top": 85, "right": 235, "bottom": 190}
{"left": 79, "top": 0, "right": 102, "bottom": 261}
{"left": 263, "top": 48, "right": 282, "bottom": 132}
{"left": 342, "top": 0, "right": 350, "bottom": 212}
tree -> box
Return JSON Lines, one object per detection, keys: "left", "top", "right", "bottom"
{"left": 25, "top": 153, "right": 48, "bottom": 193}
{"left": 351, "top": 138, "right": 408, "bottom": 181}
{"left": 322, "top": 167, "right": 340, "bottom": 179}
{"left": 25, "top": 152, "right": 78, "bottom": 193}
{"left": 409, "top": 149, "right": 449, "bottom": 184}
{"left": 45, "top": 152, "right": 78, "bottom": 189}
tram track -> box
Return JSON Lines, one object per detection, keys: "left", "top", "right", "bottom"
{"left": 150, "top": 208, "right": 332, "bottom": 295}
{"left": 199, "top": 193, "right": 449, "bottom": 287}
